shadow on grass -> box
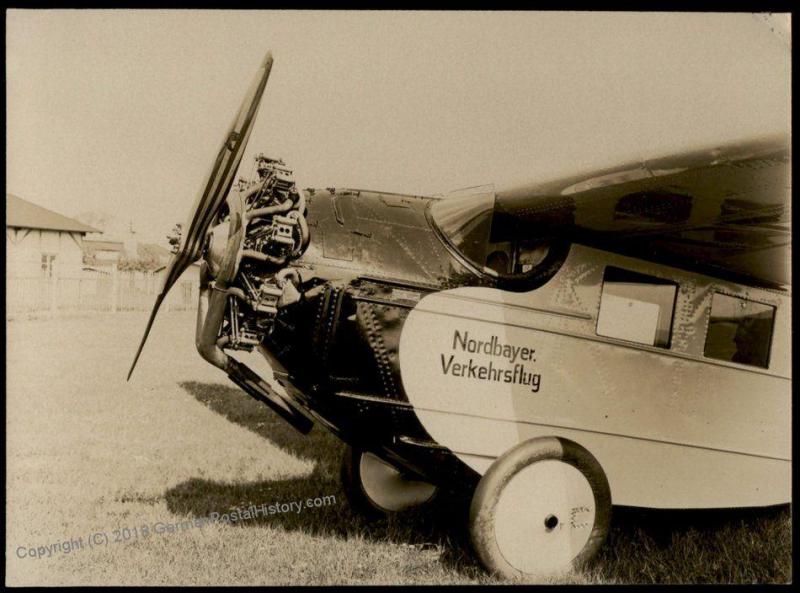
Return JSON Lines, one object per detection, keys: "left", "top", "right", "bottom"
{"left": 588, "top": 504, "right": 790, "bottom": 583}
{"left": 167, "top": 381, "right": 482, "bottom": 580}
{"left": 168, "top": 380, "right": 791, "bottom": 584}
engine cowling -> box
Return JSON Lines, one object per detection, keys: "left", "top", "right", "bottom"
{"left": 205, "top": 155, "right": 310, "bottom": 352}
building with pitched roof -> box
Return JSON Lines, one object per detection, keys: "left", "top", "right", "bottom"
{"left": 82, "top": 238, "right": 126, "bottom": 270}
{"left": 7, "top": 193, "right": 100, "bottom": 279}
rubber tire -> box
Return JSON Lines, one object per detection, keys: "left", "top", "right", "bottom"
{"left": 340, "top": 445, "right": 437, "bottom": 520}
{"left": 469, "top": 436, "right": 611, "bottom": 580}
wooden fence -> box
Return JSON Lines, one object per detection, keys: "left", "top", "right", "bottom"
{"left": 7, "top": 270, "right": 197, "bottom": 317}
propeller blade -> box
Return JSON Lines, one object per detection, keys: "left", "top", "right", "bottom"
{"left": 127, "top": 51, "right": 275, "bottom": 380}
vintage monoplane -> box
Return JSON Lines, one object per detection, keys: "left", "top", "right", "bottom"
{"left": 128, "top": 52, "right": 791, "bottom": 579}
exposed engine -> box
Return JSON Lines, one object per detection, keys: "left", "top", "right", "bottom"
{"left": 215, "top": 155, "right": 310, "bottom": 352}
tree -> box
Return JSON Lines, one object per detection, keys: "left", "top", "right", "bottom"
{"left": 117, "top": 252, "right": 162, "bottom": 272}
{"left": 167, "top": 223, "right": 182, "bottom": 254}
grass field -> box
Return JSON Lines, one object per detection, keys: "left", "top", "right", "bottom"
{"left": 6, "top": 312, "right": 791, "bottom": 585}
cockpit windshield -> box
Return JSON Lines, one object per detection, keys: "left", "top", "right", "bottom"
{"left": 429, "top": 186, "right": 495, "bottom": 271}
{"left": 429, "top": 185, "right": 553, "bottom": 279}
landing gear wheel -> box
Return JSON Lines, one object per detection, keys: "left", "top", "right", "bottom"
{"left": 341, "top": 445, "right": 438, "bottom": 519}
{"left": 469, "top": 437, "right": 611, "bottom": 580}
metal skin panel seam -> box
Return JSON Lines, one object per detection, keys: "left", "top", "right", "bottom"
{"left": 397, "top": 244, "right": 790, "bottom": 508}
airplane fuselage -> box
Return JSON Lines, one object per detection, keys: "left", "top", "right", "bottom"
{"left": 260, "top": 188, "right": 791, "bottom": 508}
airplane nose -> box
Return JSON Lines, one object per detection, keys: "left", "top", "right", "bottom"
{"left": 205, "top": 220, "right": 231, "bottom": 279}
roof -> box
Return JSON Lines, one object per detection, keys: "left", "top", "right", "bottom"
{"left": 7, "top": 194, "right": 100, "bottom": 234}
{"left": 83, "top": 239, "right": 125, "bottom": 252}
{"left": 137, "top": 242, "right": 172, "bottom": 259}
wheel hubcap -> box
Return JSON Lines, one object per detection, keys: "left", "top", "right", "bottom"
{"left": 493, "top": 460, "right": 596, "bottom": 576}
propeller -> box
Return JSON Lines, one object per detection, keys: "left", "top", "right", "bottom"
{"left": 128, "top": 51, "right": 274, "bottom": 380}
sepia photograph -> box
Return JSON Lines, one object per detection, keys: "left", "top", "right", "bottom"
{"left": 6, "top": 9, "right": 791, "bottom": 585}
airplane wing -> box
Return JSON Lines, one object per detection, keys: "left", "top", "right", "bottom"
{"left": 493, "top": 134, "right": 791, "bottom": 288}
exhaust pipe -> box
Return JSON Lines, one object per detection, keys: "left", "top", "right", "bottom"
{"left": 195, "top": 193, "right": 313, "bottom": 434}
{"left": 196, "top": 270, "right": 312, "bottom": 434}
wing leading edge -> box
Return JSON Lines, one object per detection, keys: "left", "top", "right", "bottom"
{"left": 493, "top": 134, "right": 791, "bottom": 288}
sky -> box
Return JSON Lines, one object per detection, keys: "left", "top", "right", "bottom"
{"left": 7, "top": 11, "right": 791, "bottom": 245}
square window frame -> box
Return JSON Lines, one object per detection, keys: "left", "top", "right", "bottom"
{"left": 595, "top": 265, "right": 679, "bottom": 349}
{"left": 702, "top": 290, "right": 777, "bottom": 370}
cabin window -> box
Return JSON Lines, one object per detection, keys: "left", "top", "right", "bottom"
{"left": 703, "top": 293, "right": 775, "bottom": 369}
{"left": 429, "top": 187, "right": 568, "bottom": 290}
{"left": 596, "top": 267, "right": 677, "bottom": 348}
{"left": 483, "top": 239, "right": 552, "bottom": 277}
